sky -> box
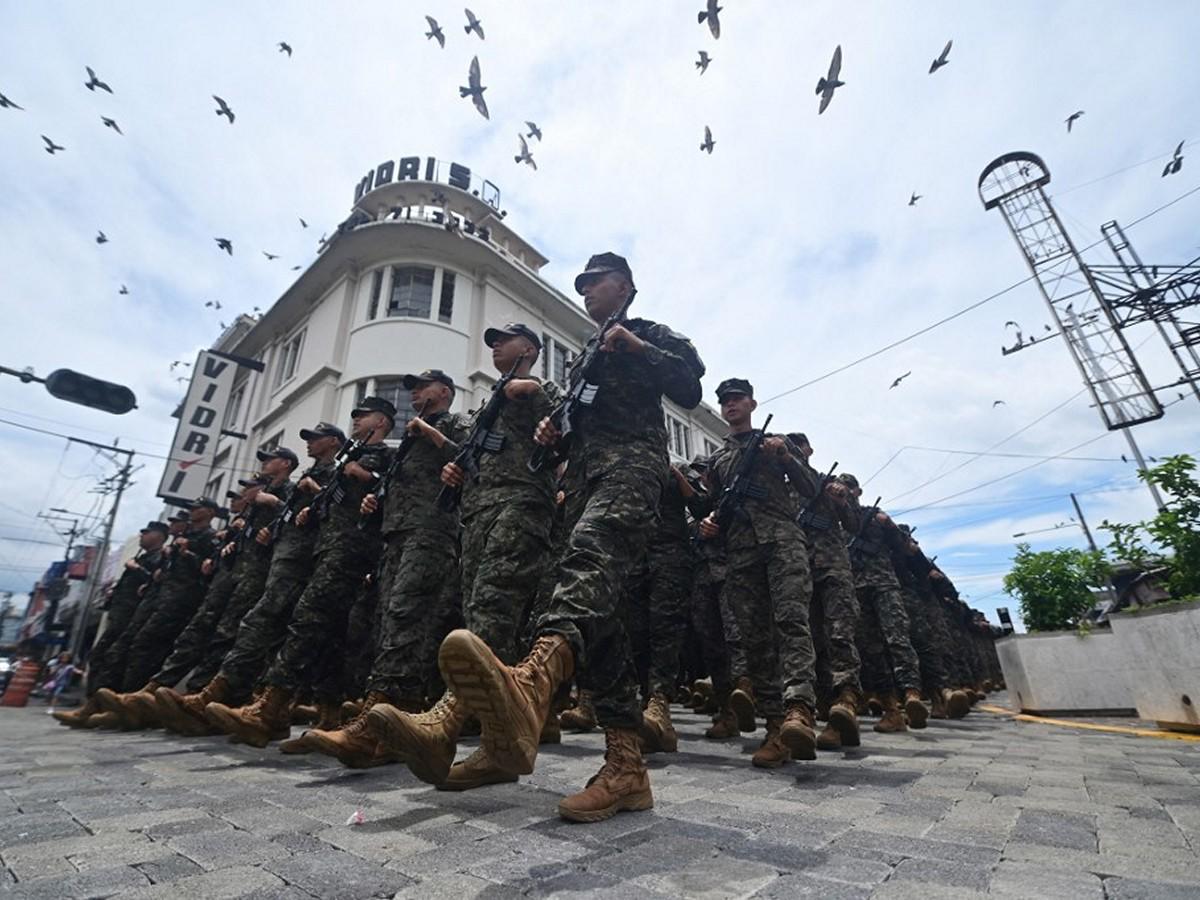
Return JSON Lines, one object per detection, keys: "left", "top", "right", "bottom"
{"left": 1, "top": 2, "right": 1198, "bottom": 628}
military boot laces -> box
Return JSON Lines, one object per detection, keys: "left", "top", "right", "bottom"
{"left": 704, "top": 704, "right": 739, "bottom": 740}
{"left": 903, "top": 689, "right": 929, "bottom": 729}
{"left": 827, "top": 690, "right": 861, "bottom": 748}
{"left": 558, "top": 728, "right": 653, "bottom": 823}
{"left": 438, "top": 746, "right": 519, "bottom": 792}
{"left": 367, "top": 691, "right": 466, "bottom": 785}
{"left": 752, "top": 717, "right": 791, "bottom": 769}
{"left": 560, "top": 690, "right": 597, "bottom": 732}
{"left": 873, "top": 695, "right": 908, "bottom": 734}
{"left": 779, "top": 705, "right": 817, "bottom": 761}
{"left": 639, "top": 693, "right": 679, "bottom": 754}
{"left": 439, "top": 630, "right": 574, "bottom": 776}
{"left": 305, "top": 692, "right": 398, "bottom": 768}
{"left": 205, "top": 685, "right": 292, "bottom": 748}
{"left": 729, "top": 677, "right": 757, "bottom": 734}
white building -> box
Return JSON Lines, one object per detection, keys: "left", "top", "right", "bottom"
{"left": 183, "top": 156, "right": 725, "bottom": 500}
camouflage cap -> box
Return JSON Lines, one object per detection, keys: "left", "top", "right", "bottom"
{"left": 298, "top": 422, "right": 346, "bottom": 442}
{"left": 715, "top": 377, "right": 754, "bottom": 402}
{"left": 837, "top": 473, "right": 860, "bottom": 489}
{"left": 483, "top": 322, "right": 542, "bottom": 350}
{"left": 401, "top": 369, "right": 455, "bottom": 392}
{"left": 573, "top": 252, "right": 634, "bottom": 294}
{"left": 351, "top": 395, "right": 398, "bottom": 422}
{"left": 140, "top": 520, "right": 169, "bottom": 535}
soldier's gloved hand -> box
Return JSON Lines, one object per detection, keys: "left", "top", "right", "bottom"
{"left": 201, "top": 558, "right": 215, "bottom": 576}
{"left": 298, "top": 476, "right": 321, "bottom": 494}
{"left": 600, "top": 323, "right": 645, "bottom": 355}
{"left": 698, "top": 514, "right": 720, "bottom": 540}
{"left": 360, "top": 495, "right": 378, "bottom": 516}
{"left": 441, "top": 462, "right": 465, "bottom": 487}
{"left": 255, "top": 527, "right": 272, "bottom": 546}
{"left": 763, "top": 436, "right": 788, "bottom": 457}
{"left": 534, "top": 416, "right": 560, "bottom": 447}
{"left": 504, "top": 378, "right": 542, "bottom": 401}
{"left": 296, "top": 507, "right": 311, "bottom": 527}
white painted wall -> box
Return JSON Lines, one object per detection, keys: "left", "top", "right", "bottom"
{"left": 1109, "top": 601, "right": 1200, "bottom": 732}
{"left": 996, "top": 630, "right": 1138, "bottom": 715}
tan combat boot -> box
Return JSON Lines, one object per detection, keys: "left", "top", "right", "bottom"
{"left": 305, "top": 692, "right": 400, "bottom": 768}
{"left": 873, "top": 694, "right": 908, "bottom": 733}
{"left": 639, "top": 693, "right": 679, "bottom": 754}
{"left": 367, "top": 692, "right": 467, "bottom": 785}
{"left": 157, "top": 675, "right": 230, "bottom": 736}
{"left": 828, "top": 689, "right": 861, "bottom": 748}
{"left": 87, "top": 711, "right": 121, "bottom": 729}
{"left": 865, "top": 693, "right": 883, "bottom": 717}
{"left": 52, "top": 696, "right": 102, "bottom": 728}
{"left": 204, "top": 685, "right": 293, "bottom": 748}
{"left": 439, "top": 630, "right": 574, "bottom": 775}
{"left": 560, "top": 690, "right": 597, "bottom": 732}
{"left": 779, "top": 705, "right": 817, "bottom": 761}
{"left": 291, "top": 704, "right": 318, "bottom": 725}
{"left": 704, "top": 704, "right": 739, "bottom": 740}
{"left": 946, "top": 688, "right": 971, "bottom": 719}
{"left": 816, "top": 721, "right": 842, "bottom": 751}
{"left": 558, "top": 728, "right": 653, "bottom": 823}
{"left": 438, "top": 747, "right": 519, "bottom": 792}
{"left": 689, "top": 679, "right": 713, "bottom": 712}
{"left": 752, "top": 717, "right": 791, "bottom": 768}
{"left": 340, "top": 698, "right": 364, "bottom": 723}
{"left": 903, "top": 689, "right": 929, "bottom": 729}
{"left": 930, "top": 690, "right": 950, "bottom": 720}
{"left": 729, "top": 676, "right": 757, "bottom": 733}
{"left": 982, "top": 679, "right": 994, "bottom": 693}
{"left": 540, "top": 712, "right": 562, "bottom": 745}
{"left": 94, "top": 682, "right": 162, "bottom": 730}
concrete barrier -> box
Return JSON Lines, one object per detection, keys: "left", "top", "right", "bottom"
{"left": 1109, "top": 599, "right": 1200, "bottom": 733}
{"left": 995, "top": 630, "right": 1137, "bottom": 716}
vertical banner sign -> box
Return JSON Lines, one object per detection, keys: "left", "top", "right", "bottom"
{"left": 156, "top": 350, "right": 237, "bottom": 504}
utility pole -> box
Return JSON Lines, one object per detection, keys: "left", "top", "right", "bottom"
{"left": 1069, "top": 492, "right": 1098, "bottom": 552}
{"left": 65, "top": 438, "right": 135, "bottom": 662}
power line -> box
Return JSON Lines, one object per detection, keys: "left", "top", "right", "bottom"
{"left": 1055, "top": 140, "right": 1200, "bottom": 198}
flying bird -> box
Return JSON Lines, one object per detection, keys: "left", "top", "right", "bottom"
{"left": 696, "top": 50, "right": 712, "bottom": 74}
{"left": 459, "top": 56, "right": 489, "bottom": 119}
{"left": 42, "top": 135, "right": 64, "bottom": 154}
{"left": 700, "top": 125, "right": 715, "bottom": 154}
{"left": 205, "top": 300, "right": 223, "bottom": 310}
{"left": 525, "top": 121, "right": 542, "bottom": 141}
{"left": 464, "top": 8, "right": 485, "bottom": 39}
{"left": 1065, "top": 110, "right": 1084, "bottom": 132}
{"left": 425, "top": 15, "right": 445, "bottom": 47}
{"left": 291, "top": 265, "right": 302, "bottom": 271}
{"left": 85, "top": 66, "right": 113, "bottom": 94}
{"left": 909, "top": 192, "right": 921, "bottom": 206}
{"left": 816, "top": 45, "right": 844, "bottom": 114}
{"left": 215, "top": 237, "right": 233, "bottom": 255}
{"left": 298, "top": 217, "right": 308, "bottom": 228}
{"left": 929, "top": 39, "right": 952, "bottom": 74}
{"left": 263, "top": 251, "right": 279, "bottom": 260}
{"left": 698, "top": 0, "right": 722, "bottom": 39}
{"left": 101, "top": 116, "right": 123, "bottom": 134}
{"left": 515, "top": 134, "right": 537, "bottom": 170}
{"left": 992, "top": 400, "right": 1006, "bottom": 408}
{"left": 213, "top": 95, "right": 235, "bottom": 124}
{"left": 1121, "top": 454, "right": 1129, "bottom": 463}
{"left": 1005, "top": 320, "right": 1024, "bottom": 345}
{"left": 0, "top": 92, "right": 24, "bottom": 110}
{"left": 1162, "top": 141, "right": 1184, "bottom": 177}
{"left": 119, "top": 284, "right": 129, "bottom": 295}
{"left": 889, "top": 372, "right": 912, "bottom": 389}
{"left": 170, "top": 360, "right": 191, "bottom": 370}
{"left": 278, "top": 41, "right": 292, "bottom": 56}
{"left": 96, "top": 230, "right": 108, "bottom": 244}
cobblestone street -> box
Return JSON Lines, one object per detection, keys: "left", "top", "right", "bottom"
{"left": 2, "top": 697, "right": 1199, "bottom": 898}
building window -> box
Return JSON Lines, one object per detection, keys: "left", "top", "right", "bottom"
{"left": 366, "top": 268, "right": 383, "bottom": 321}
{"left": 388, "top": 266, "right": 434, "bottom": 318}
{"left": 372, "top": 378, "right": 415, "bottom": 439}
{"left": 273, "top": 330, "right": 304, "bottom": 389}
{"left": 260, "top": 431, "right": 283, "bottom": 452}
{"left": 703, "top": 438, "right": 720, "bottom": 458}
{"left": 224, "top": 384, "right": 245, "bottom": 430}
{"left": 552, "top": 342, "right": 571, "bottom": 389}
{"left": 667, "top": 415, "right": 691, "bottom": 460}
{"left": 438, "top": 271, "right": 456, "bottom": 324}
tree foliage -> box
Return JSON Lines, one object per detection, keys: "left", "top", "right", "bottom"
{"left": 1002, "top": 542, "right": 1112, "bottom": 632}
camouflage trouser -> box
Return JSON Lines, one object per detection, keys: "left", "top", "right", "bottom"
{"left": 855, "top": 583, "right": 922, "bottom": 697}
{"left": 626, "top": 538, "right": 692, "bottom": 698}
{"left": 723, "top": 535, "right": 818, "bottom": 716}
{"left": 366, "top": 531, "right": 457, "bottom": 705}
{"left": 182, "top": 560, "right": 272, "bottom": 693}
{"left": 807, "top": 538, "right": 862, "bottom": 706}
{"left": 86, "top": 590, "right": 145, "bottom": 695}
{"left": 150, "top": 565, "right": 239, "bottom": 688}
{"left": 919, "top": 592, "right": 965, "bottom": 691}
{"left": 118, "top": 580, "right": 209, "bottom": 693}
{"left": 900, "top": 586, "right": 949, "bottom": 696}
{"left": 323, "top": 576, "right": 379, "bottom": 702}
{"left": 460, "top": 501, "right": 553, "bottom": 665}
{"left": 218, "top": 564, "right": 311, "bottom": 698}
{"left": 691, "top": 576, "right": 732, "bottom": 700}
{"left": 538, "top": 462, "right": 665, "bottom": 730}
{"left": 264, "top": 545, "right": 375, "bottom": 698}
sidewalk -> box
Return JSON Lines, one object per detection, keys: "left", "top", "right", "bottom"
{"left": 2, "top": 695, "right": 1199, "bottom": 898}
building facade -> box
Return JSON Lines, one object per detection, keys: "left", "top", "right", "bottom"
{"left": 189, "top": 158, "right": 725, "bottom": 500}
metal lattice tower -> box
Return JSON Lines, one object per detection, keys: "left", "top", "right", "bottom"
{"left": 978, "top": 152, "right": 1163, "bottom": 430}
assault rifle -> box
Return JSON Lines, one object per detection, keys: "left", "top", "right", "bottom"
{"left": 264, "top": 464, "right": 319, "bottom": 544}
{"left": 847, "top": 495, "right": 883, "bottom": 558}
{"left": 528, "top": 287, "right": 637, "bottom": 472}
{"left": 437, "top": 357, "right": 523, "bottom": 512}
{"left": 709, "top": 413, "right": 774, "bottom": 535}
{"left": 307, "top": 428, "right": 377, "bottom": 525}
{"left": 357, "top": 403, "right": 430, "bottom": 530}
{"left": 796, "top": 461, "right": 839, "bottom": 528}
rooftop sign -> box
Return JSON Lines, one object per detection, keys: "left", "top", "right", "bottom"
{"left": 353, "top": 156, "right": 501, "bottom": 210}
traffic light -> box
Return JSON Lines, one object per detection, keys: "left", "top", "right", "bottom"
{"left": 44, "top": 369, "right": 137, "bottom": 415}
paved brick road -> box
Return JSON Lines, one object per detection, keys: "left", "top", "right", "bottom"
{"left": 2, "top": 697, "right": 1199, "bottom": 898}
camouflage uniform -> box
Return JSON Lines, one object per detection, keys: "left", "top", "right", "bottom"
{"left": 689, "top": 507, "right": 740, "bottom": 701}
{"left": 708, "top": 432, "right": 820, "bottom": 716}
{"left": 217, "top": 462, "right": 333, "bottom": 698}
{"left": 118, "top": 524, "right": 218, "bottom": 692}
{"left": 85, "top": 547, "right": 162, "bottom": 695}
{"left": 892, "top": 546, "right": 950, "bottom": 699}
{"left": 365, "top": 412, "right": 464, "bottom": 705}
{"left": 847, "top": 500, "right": 921, "bottom": 697}
{"left": 799, "top": 485, "right": 862, "bottom": 707}
{"left": 537, "top": 318, "right": 704, "bottom": 729}
{"left": 148, "top": 545, "right": 238, "bottom": 688}
{"left": 263, "top": 443, "right": 391, "bottom": 702}
{"left": 453, "top": 379, "right": 559, "bottom": 665}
